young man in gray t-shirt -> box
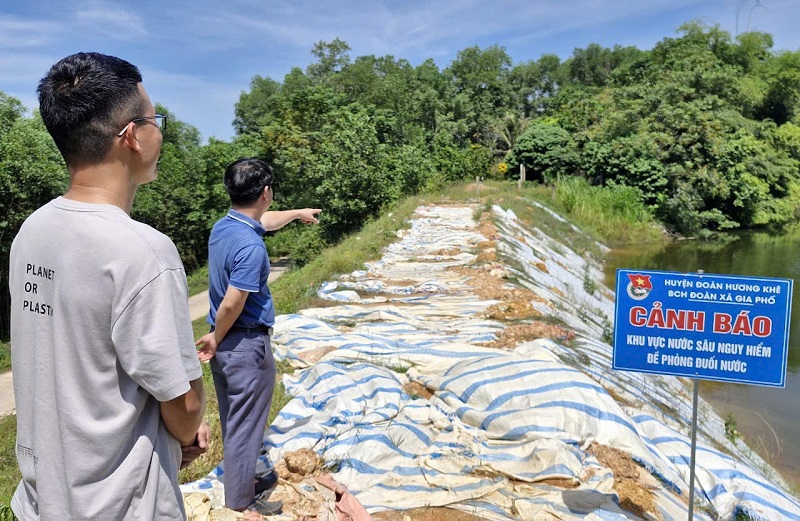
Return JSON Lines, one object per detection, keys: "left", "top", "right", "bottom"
{"left": 9, "top": 52, "right": 207, "bottom": 520}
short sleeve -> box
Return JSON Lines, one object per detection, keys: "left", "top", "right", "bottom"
{"left": 229, "top": 244, "right": 266, "bottom": 293}
{"left": 111, "top": 268, "right": 203, "bottom": 402}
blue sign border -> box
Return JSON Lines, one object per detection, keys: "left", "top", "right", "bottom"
{"left": 613, "top": 269, "right": 793, "bottom": 387}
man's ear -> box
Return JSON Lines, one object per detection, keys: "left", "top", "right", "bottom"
{"left": 119, "top": 124, "right": 142, "bottom": 153}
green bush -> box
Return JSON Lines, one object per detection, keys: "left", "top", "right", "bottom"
{"left": 506, "top": 122, "right": 579, "bottom": 183}
{"left": 266, "top": 225, "right": 326, "bottom": 269}
{"left": 431, "top": 134, "right": 493, "bottom": 187}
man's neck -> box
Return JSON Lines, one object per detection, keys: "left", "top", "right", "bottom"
{"left": 63, "top": 161, "right": 138, "bottom": 214}
{"left": 231, "top": 204, "right": 265, "bottom": 222}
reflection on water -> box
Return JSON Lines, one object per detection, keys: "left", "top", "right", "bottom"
{"left": 603, "top": 227, "right": 800, "bottom": 488}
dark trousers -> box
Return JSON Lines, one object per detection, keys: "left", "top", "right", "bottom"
{"left": 210, "top": 330, "right": 276, "bottom": 510}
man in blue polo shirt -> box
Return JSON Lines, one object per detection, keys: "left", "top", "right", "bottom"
{"left": 195, "top": 158, "right": 320, "bottom": 516}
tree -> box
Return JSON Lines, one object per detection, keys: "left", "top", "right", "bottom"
{"left": 491, "top": 111, "right": 530, "bottom": 159}
{"left": 0, "top": 92, "right": 24, "bottom": 140}
{"left": 567, "top": 44, "right": 644, "bottom": 87}
{"left": 444, "top": 45, "right": 513, "bottom": 144}
{"left": 734, "top": 31, "right": 773, "bottom": 73}
{"left": 165, "top": 24, "right": 800, "bottom": 256}
{"left": 758, "top": 50, "right": 800, "bottom": 124}
{"left": 413, "top": 59, "right": 449, "bottom": 139}
{"left": 306, "top": 38, "right": 351, "bottom": 83}
{"left": 233, "top": 75, "right": 282, "bottom": 135}
{"left": 507, "top": 122, "right": 578, "bottom": 182}
{"left": 334, "top": 54, "right": 425, "bottom": 144}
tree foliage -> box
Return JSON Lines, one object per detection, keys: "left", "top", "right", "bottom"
{"left": 507, "top": 122, "right": 578, "bottom": 182}
{"left": 509, "top": 21, "right": 800, "bottom": 233}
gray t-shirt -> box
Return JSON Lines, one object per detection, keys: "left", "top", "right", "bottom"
{"left": 9, "top": 197, "right": 202, "bottom": 520}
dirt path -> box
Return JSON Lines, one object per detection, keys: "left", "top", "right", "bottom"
{"left": 0, "top": 257, "right": 292, "bottom": 417}
{"left": 0, "top": 372, "right": 13, "bottom": 418}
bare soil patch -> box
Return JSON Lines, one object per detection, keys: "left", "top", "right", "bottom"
{"left": 603, "top": 386, "right": 636, "bottom": 408}
{"left": 475, "top": 248, "right": 497, "bottom": 263}
{"left": 449, "top": 265, "right": 545, "bottom": 322}
{"left": 476, "top": 211, "right": 499, "bottom": 241}
{"left": 275, "top": 448, "right": 324, "bottom": 483}
{"left": 431, "top": 247, "right": 463, "bottom": 257}
{"left": 267, "top": 449, "right": 331, "bottom": 518}
{"left": 403, "top": 381, "right": 434, "bottom": 399}
{"left": 295, "top": 345, "right": 338, "bottom": 365}
{"left": 483, "top": 322, "right": 575, "bottom": 349}
{"left": 588, "top": 443, "right": 659, "bottom": 519}
{"left": 531, "top": 260, "right": 548, "bottom": 273}
{"left": 535, "top": 477, "right": 580, "bottom": 488}
{"left": 466, "top": 183, "right": 498, "bottom": 194}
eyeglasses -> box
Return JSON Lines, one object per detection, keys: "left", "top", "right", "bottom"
{"left": 116, "top": 114, "right": 168, "bottom": 137}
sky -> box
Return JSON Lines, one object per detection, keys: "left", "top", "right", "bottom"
{"left": 2, "top": 0, "right": 799, "bottom": 143}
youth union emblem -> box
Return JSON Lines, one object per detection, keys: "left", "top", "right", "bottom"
{"left": 627, "top": 273, "right": 652, "bottom": 301}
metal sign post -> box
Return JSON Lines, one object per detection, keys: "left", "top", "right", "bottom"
{"left": 688, "top": 379, "right": 699, "bottom": 520}
{"left": 687, "top": 270, "right": 703, "bottom": 521}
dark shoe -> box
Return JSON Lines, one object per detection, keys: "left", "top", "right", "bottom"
{"left": 255, "top": 470, "right": 278, "bottom": 495}
{"left": 246, "top": 495, "right": 283, "bottom": 516}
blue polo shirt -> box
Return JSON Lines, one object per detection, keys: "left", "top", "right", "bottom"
{"left": 206, "top": 209, "right": 274, "bottom": 328}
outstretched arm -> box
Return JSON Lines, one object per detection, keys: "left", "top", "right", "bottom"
{"left": 260, "top": 208, "right": 322, "bottom": 231}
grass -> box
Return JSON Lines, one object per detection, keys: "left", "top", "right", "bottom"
{"left": 186, "top": 265, "right": 209, "bottom": 297}
{"left": 434, "top": 179, "right": 665, "bottom": 261}
{"left": 0, "top": 414, "right": 18, "bottom": 515}
{"left": 526, "top": 177, "right": 665, "bottom": 247}
{"left": 0, "top": 505, "right": 13, "bottom": 521}
{"left": 0, "top": 415, "right": 15, "bottom": 509}
{"left": 475, "top": 181, "right": 606, "bottom": 259}
{"left": 177, "top": 318, "right": 223, "bottom": 484}
{"left": 0, "top": 341, "right": 8, "bottom": 373}
{"left": 725, "top": 412, "right": 740, "bottom": 443}
{"left": 0, "top": 341, "right": 13, "bottom": 515}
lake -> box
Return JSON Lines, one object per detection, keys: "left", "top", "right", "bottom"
{"left": 603, "top": 228, "right": 800, "bottom": 489}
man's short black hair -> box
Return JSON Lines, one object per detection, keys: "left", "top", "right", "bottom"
{"left": 37, "top": 52, "right": 145, "bottom": 167}
{"left": 224, "top": 158, "right": 274, "bottom": 206}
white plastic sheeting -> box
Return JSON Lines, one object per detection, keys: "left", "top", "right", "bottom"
{"left": 183, "top": 204, "right": 800, "bottom": 520}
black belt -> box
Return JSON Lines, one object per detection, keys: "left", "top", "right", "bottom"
{"left": 229, "top": 325, "right": 273, "bottom": 335}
